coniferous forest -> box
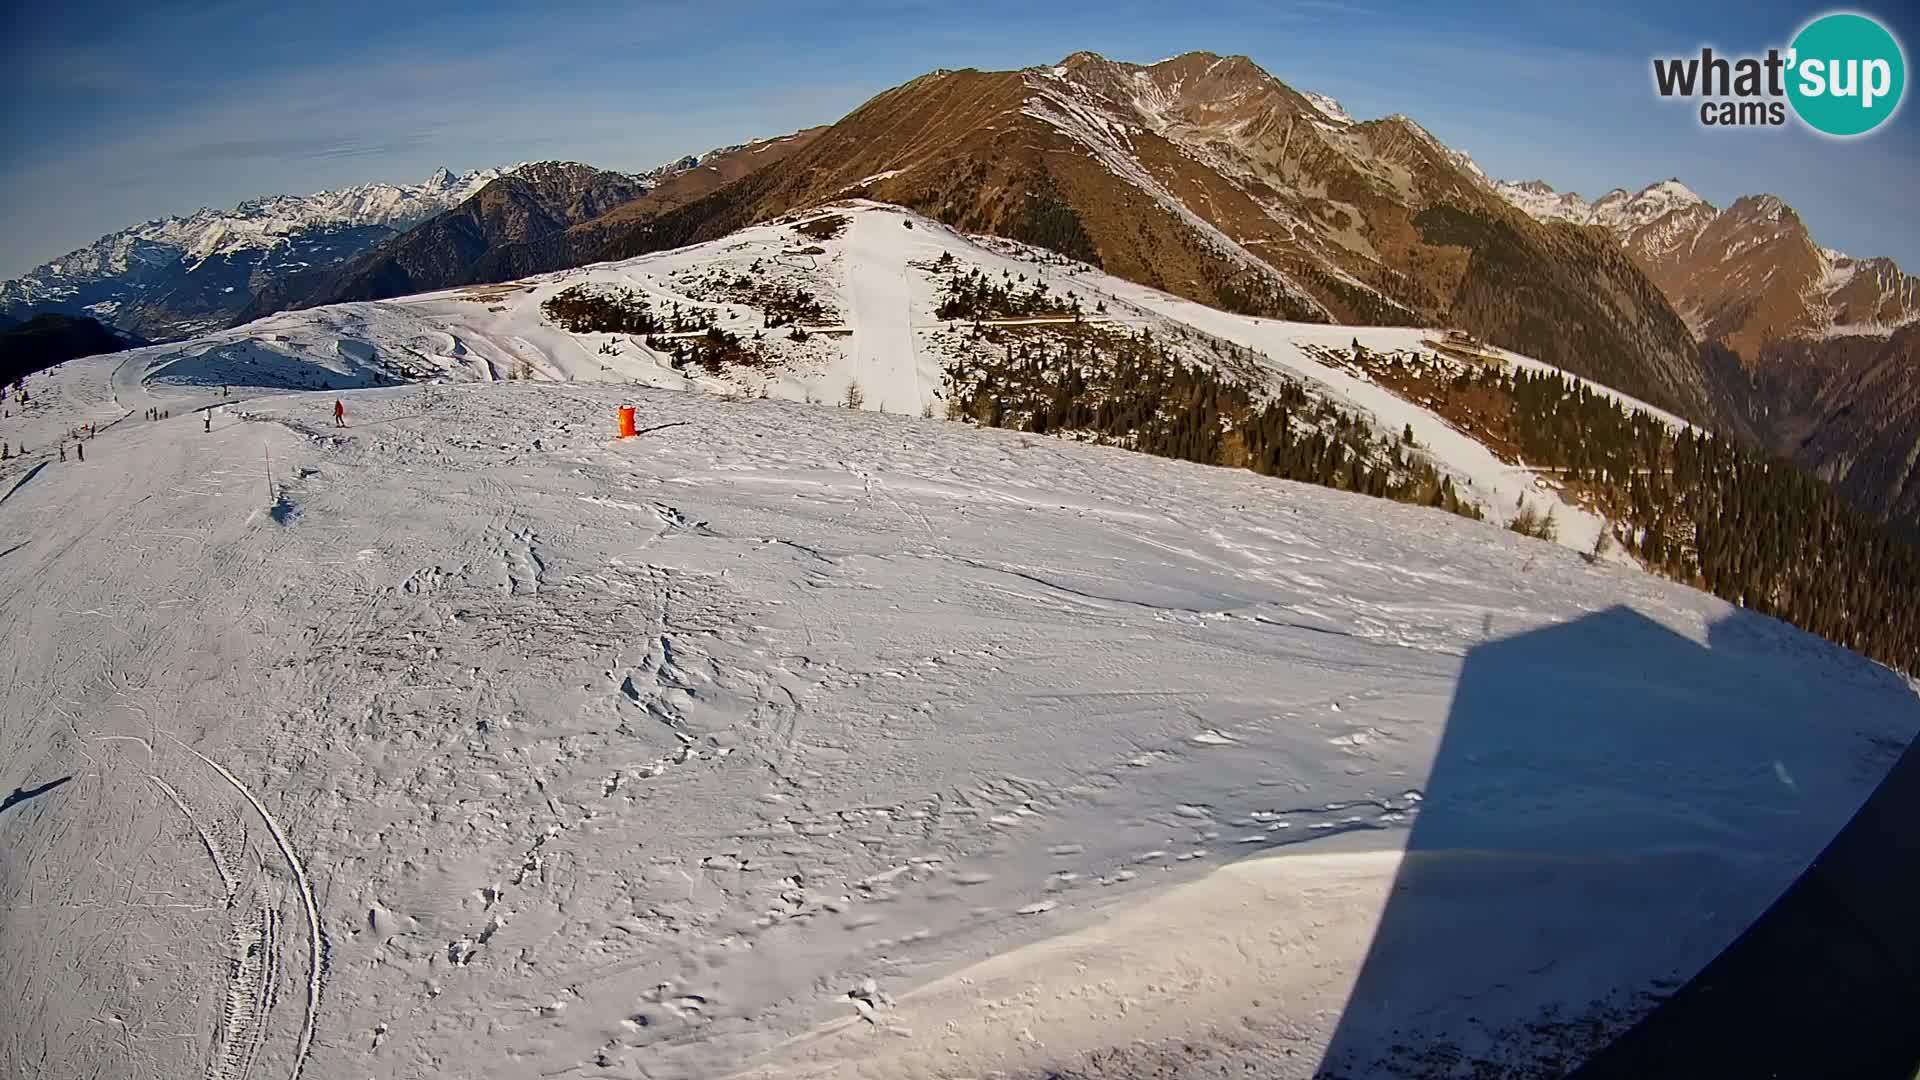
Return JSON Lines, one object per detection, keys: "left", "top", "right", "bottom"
{"left": 945, "top": 328, "right": 1480, "bottom": 522}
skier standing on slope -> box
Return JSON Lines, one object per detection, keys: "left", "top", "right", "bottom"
{"left": 334, "top": 399, "right": 346, "bottom": 428}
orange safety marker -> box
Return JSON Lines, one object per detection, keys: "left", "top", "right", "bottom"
{"left": 618, "top": 405, "right": 637, "bottom": 438}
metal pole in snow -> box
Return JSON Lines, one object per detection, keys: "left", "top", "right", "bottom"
{"left": 264, "top": 443, "right": 273, "bottom": 504}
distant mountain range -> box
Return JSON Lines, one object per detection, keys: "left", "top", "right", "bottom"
{"left": 233, "top": 133, "right": 823, "bottom": 321}
{"left": 0, "top": 167, "right": 505, "bottom": 340}
{"left": 0, "top": 151, "right": 756, "bottom": 342}
{"left": 5, "top": 51, "right": 1916, "bottom": 536}
{"left": 231, "top": 161, "right": 651, "bottom": 318}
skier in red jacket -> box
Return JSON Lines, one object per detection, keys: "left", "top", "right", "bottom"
{"left": 333, "top": 400, "right": 346, "bottom": 428}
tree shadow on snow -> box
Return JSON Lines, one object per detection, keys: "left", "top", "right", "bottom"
{"left": 0, "top": 461, "right": 50, "bottom": 509}
{"left": 1312, "top": 604, "right": 1918, "bottom": 1079}
{"left": 0, "top": 775, "right": 72, "bottom": 817}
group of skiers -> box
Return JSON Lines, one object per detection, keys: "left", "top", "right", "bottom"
{"left": 53, "top": 421, "right": 97, "bottom": 463}
{"left": 0, "top": 386, "right": 350, "bottom": 467}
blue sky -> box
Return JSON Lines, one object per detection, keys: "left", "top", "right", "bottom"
{"left": 2, "top": 0, "right": 1916, "bottom": 279}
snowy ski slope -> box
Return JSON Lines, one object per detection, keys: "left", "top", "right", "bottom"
{"left": 1, "top": 366, "right": 1915, "bottom": 1078}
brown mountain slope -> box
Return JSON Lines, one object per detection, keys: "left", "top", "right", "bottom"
{"left": 610, "top": 64, "right": 1335, "bottom": 319}
{"left": 362, "top": 160, "right": 648, "bottom": 286}
{"left": 604, "top": 52, "right": 1721, "bottom": 424}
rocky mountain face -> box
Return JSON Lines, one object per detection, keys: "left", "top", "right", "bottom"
{"left": 601, "top": 51, "right": 1720, "bottom": 424}
{"left": 1499, "top": 178, "right": 1920, "bottom": 537}
{"left": 0, "top": 167, "right": 502, "bottom": 340}
{"left": 453, "top": 131, "right": 826, "bottom": 287}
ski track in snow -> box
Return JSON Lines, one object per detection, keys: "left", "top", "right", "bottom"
{"left": 843, "top": 211, "right": 922, "bottom": 413}
{"left": 148, "top": 775, "right": 238, "bottom": 905}
{"left": 177, "top": 740, "right": 326, "bottom": 1080}
{"left": 1, "top": 209, "right": 1917, "bottom": 1079}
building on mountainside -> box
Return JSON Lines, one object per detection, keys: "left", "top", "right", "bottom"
{"left": 1421, "top": 330, "right": 1508, "bottom": 370}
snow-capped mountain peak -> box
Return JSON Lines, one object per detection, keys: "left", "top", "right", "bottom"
{"left": 1, "top": 166, "right": 505, "bottom": 340}
{"left": 1302, "top": 90, "right": 1354, "bottom": 125}
{"left": 1497, "top": 176, "right": 1711, "bottom": 233}
{"left": 1494, "top": 171, "right": 1919, "bottom": 362}
{"left": 1592, "top": 178, "right": 1708, "bottom": 232}
{"left": 1640, "top": 178, "right": 1703, "bottom": 205}
{"left": 1494, "top": 179, "right": 1598, "bottom": 224}
{"left": 505, "top": 160, "right": 633, "bottom": 181}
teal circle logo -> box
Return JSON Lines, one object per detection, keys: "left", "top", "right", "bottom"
{"left": 1788, "top": 13, "right": 1906, "bottom": 136}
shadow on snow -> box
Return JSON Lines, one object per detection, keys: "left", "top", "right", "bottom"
{"left": 1313, "top": 604, "right": 1917, "bottom": 1079}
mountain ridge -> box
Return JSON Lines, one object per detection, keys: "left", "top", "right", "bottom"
{"left": 593, "top": 50, "right": 1720, "bottom": 426}
{"left": 229, "top": 133, "right": 826, "bottom": 321}
{"left": 0, "top": 313, "right": 137, "bottom": 386}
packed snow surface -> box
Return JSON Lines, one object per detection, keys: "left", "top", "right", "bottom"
{"left": 1, "top": 353, "right": 1915, "bottom": 1077}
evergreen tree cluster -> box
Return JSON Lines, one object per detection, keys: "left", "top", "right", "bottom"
{"left": 678, "top": 268, "right": 832, "bottom": 328}
{"left": 793, "top": 214, "right": 849, "bottom": 242}
{"left": 646, "top": 326, "right": 768, "bottom": 375}
{"left": 1635, "top": 431, "right": 1919, "bottom": 673}
{"left": 540, "top": 286, "right": 673, "bottom": 335}
{"left": 934, "top": 262, "right": 1078, "bottom": 321}
{"left": 1007, "top": 190, "right": 1101, "bottom": 267}
{"left": 1199, "top": 262, "right": 1324, "bottom": 322}
{"left": 1412, "top": 204, "right": 1703, "bottom": 423}
{"left": 946, "top": 328, "right": 1480, "bottom": 520}
{"left": 1293, "top": 261, "right": 1430, "bottom": 327}
{"left": 754, "top": 283, "right": 830, "bottom": 328}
